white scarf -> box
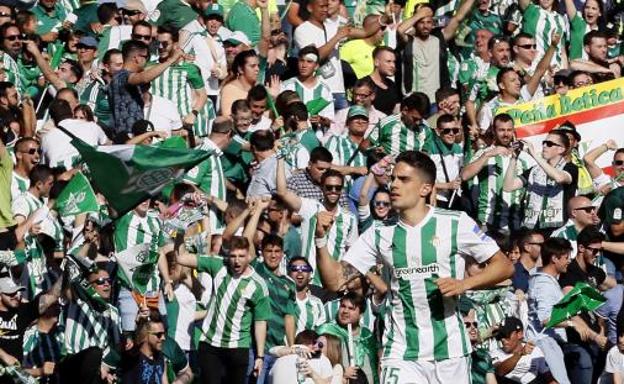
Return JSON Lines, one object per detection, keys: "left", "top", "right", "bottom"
{"left": 523, "top": 158, "right": 567, "bottom": 229}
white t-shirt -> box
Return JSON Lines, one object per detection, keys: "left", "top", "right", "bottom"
{"left": 144, "top": 95, "right": 183, "bottom": 134}
{"left": 170, "top": 284, "right": 196, "bottom": 351}
{"left": 268, "top": 354, "right": 334, "bottom": 384}
{"left": 294, "top": 21, "right": 345, "bottom": 94}
{"left": 41, "top": 119, "right": 109, "bottom": 170}
{"left": 605, "top": 345, "right": 624, "bottom": 374}
{"left": 491, "top": 345, "right": 550, "bottom": 383}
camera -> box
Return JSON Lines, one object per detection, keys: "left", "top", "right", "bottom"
{"left": 511, "top": 140, "right": 524, "bottom": 152}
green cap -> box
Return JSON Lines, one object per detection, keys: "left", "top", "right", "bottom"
{"left": 600, "top": 187, "right": 624, "bottom": 225}
{"left": 347, "top": 105, "right": 369, "bottom": 120}
{"left": 203, "top": 3, "right": 224, "bottom": 17}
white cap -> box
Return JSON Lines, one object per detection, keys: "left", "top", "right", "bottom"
{"left": 0, "top": 277, "right": 24, "bottom": 295}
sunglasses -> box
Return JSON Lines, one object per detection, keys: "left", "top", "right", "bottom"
{"left": 271, "top": 29, "right": 283, "bottom": 36}
{"left": 613, "top": 160, "right": 624, "bottom": 166}
{"left": 528, "top": 242, "right": 543, "bottom": 246}
{"left": 4, "top": 34, "right": 20, "bottom": 41}
{"left": 324, "top": 184, "right": 343, "bottom": 192}
{"left": 289, "top": 265, "right": 313, "bottom": 273}
{"left": 542, "top": 140, "right": 562, "bottom": 148}
{"left": 149, "top": 331, "right": 166, "bottom": 339}
{"left": 374, "top": 201, "right": 391, "bottom": 207}
{"left": 132, "top": 34, "right": 152, "bottom": 41}
{"left": 585, "top": 246, "right": 601, "bottom": 255}
{"left": 441, "top": 128, "right": 460, "bottom": 135}
{"left": 0, "top": 12, "right": 12, "bottom": 18}
{"left": 464, "top": 321, "right": 478, "bottom": 329}
{"left": 517, "top": 44, "right": 536, "bottom": 49}
{"left": 20, "top": 147, "right": 41, "bottom": 155}
{"left": 574, "top": 206, "right": 596, "bottom": 213}
{"left": 2, "top": 290, "right": 20, "bottom": 297}
{"left": 90, "top": 277, "right": 112, "bottom": 286}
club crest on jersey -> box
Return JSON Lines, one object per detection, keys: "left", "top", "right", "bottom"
{"left": 430, "top": 236, "right": 441, "bottom": 248}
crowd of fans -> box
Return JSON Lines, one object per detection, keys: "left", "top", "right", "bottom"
{"left": 2, "top": 0, "right": 624, "bottom": 382}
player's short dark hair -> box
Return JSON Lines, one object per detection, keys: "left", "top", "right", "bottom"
{"left": 395, "top": 150, "right": 437, "bottom": 185}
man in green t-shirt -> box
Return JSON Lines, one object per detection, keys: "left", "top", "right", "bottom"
{"left": 226, "top": 0, "right": 263, "bottom": 46}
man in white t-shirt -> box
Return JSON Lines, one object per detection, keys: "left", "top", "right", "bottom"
{"left": 601, "top": 328, "right": 624, "bottom": 384}
{"left": 491, "top": 317, "right": 553, "bottom": 383}
{"left": 41, "top": 99, "right": 111, "bottom": 170}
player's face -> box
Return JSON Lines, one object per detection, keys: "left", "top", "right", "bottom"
{"left": 288, "top": 261, "right": 312, "bottom": 290}
{"left": 228, "top": 248, "right": 251, "bottom": 275}
{"left": 322, "top": 176, "right": 343, "bottom": 205}
{"left": 390, "top": 162, "right": 433, "bottom": 211}
{"left": 337, "top": 300, "right": 361, "bottom": 326}
{"left": 262, "top": 244, "right": 284, "bottom": 271}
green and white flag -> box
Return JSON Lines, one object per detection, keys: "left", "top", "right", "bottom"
{"left": 55, "top": 172, "right": 99, "bottom": 217}
{"left": 545, "top": 282, "right": 606, "bottom": 329}
{"left": 66, "top": 133, "right": 213, "bottom": 217}
{"left": 115, "top": 243, "right": 160, "bottom": 294}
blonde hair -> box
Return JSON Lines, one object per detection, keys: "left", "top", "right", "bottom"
{"left": 322, "top": 334, "right": 343, "bottom": 367}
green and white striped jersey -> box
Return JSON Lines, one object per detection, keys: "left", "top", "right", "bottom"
{"left": 184, "top": 140, "right": 226, "bottom": 234}
{"left": 63, "top": 298, "right": 122, "bottom": 356}
{"left": 344, "top": 207, "right": 500, "bottom": 362}
{"left": 0, "top": 52, "right": 24, "bottom": 94}
{"left": 465, "top": 286, "right": 514, "bottom": 351}
{"left": 281, "top": 77, "right": 334, "bottom": 119}
{"left": 521, "top": 3, "right": 568, "bottom": 70}
{"left": 114, "top": 210, "right": 166, "bottom": 292}
{"left": 166, "top": 283, "right": 197, "bottom": 351}
{"left": 295, "top": 292, "right": 326, "bottom": 334}
{"left": 324, "top": 297, "right": 376, "bottom": 332}
{"left": 473, "top": 147, "right": 528, "bottom": 232}
{"left": 298, "top": 198, "right": 358, "bottom": 285}
{"left": 325, "top": 134, "right": 367, "bottom": 168}
{"left": 425, "top": 135, "right": 464, "bottom": 202}
{"left": 151, "top": 62, "right": 214, "bottom": 137}
{"left": 551, "top": 220, "right": 579, "bottom": 255}
{"left": 77, "top": 78, "right": 112, "bottom": 127}
{"left": 23, "top": 324, "right": 64, "bottom": 368}
{"left": 12, "top": 192, "right": 64, "bottom": 252}
{"left": 369, "top": 114, "right": 433, "bottom": 156}
{"left": 11, "top": 171, "right": 29, "bottom": 201}
{"left": 196, "top": 254, "right": 270, "bottom": 349}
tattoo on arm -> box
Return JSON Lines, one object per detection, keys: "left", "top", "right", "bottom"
{"left": 340, "top": 262, "right": 362, "bottom": 288}
{"left": 39, "top": 276, "right": 62, "bottom": 314}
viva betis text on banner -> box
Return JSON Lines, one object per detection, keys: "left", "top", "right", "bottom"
{"left": 497, "top": 77, "right": 624, "bottom": 170}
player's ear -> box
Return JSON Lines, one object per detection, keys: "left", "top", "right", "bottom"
{"left": 419, "top": 182, "right": 433, "bottom": 197}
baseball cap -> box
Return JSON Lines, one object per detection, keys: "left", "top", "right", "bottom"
{"left": 0, "top": 277, "right": 25, "bottom": 295}
{"left": 495, "top": 316, "right": 524, "bottom": 340}
{"left": 225, "top": 31, "right": 251, "bottom": 46}
{"left": 347, "top": 105, "right": 369, "bottom": 120}
{"left": 204, "top": 3, "right": 224, "bottom": 18}
{"left": 131, "top": 119, "right": 155, "bottom": 136}
{"left": 122, "top": 0, "right": 147, "bottom": 14}
{"left": 77, "top": 36, "right": 98, "bottom": 49}
{"left": 600, "top": 187, "right": 624, "bottom": 225}
{"left": 552, "top": 120, "right": 581, "bottom": 141}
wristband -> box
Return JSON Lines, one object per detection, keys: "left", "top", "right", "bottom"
{"left": 315, "top": 236, "right": 328, "bottom": 249}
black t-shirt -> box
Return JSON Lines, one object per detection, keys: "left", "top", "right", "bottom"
{"left": 0, "top": 299, "right": 39, "bottom": 360}
{"left": 121, "top": 351, "right": 166, "bottom": 384}
{"left": 363, "top": 75, "right": 401, "bottom": 116}
{"left": 558, "top": 259, "right": 605, "bottom": 343}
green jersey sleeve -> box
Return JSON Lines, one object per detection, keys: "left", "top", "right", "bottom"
{"left": 251, "top": 284, "right": 271, "bottom": 321}
{"left": 196, "top": 254, "right": 224, "bottom": 275}
{"left": 184, "top": 63, "right": 205, "bottom": 89}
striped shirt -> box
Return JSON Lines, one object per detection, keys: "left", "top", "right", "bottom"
{"left": 77, "top": 79, "right": 112, "bottom": 127}
{"left": 114, "top": 210, "right": 166, "bottom": 292}
{"left": 196, "top": 255, "right": 270, "bottom": 349}
{"left": 151, "top": 62, "right": 213, "bottom": 137}
{"left": 22, "top": 324, "right": 64, "bottom": 368}
{"left": 63, "top": 298, "right": 122, "bottom": 356}
{"left": 166, "top": 283, "right": 196, "bottom": 351}
{"left": 1, "top": 52, "right": 24, "bottom": 93}
{"left": 369, "top": 114, "right": 433, "bottom": 156}
{"left": 298, "top": 198, "right": 358, "bottom": 285}
{"left": 11, "top": 172, "right": 30, "bottom": 201}
{"left": 344, "top": 207, "right": 500, "bottom": 361}
{"left": 295, "top": 292, "right": 326, "bottom": 334}
{"left": 325, "top": 134, "right": 367, "bottom": 168}
{"left": 472, "top": 147, "right": 528, "bottom": 232}
{"left": 281, "top": 77, "right": 335, "bottom": 120}
{"left": 521, "top": 3, "right": 568, "bottom": 70}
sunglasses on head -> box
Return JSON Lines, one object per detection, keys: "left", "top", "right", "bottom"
{"left": 613, "top": 160, "right": 624, "bottom": 166}
{"left": 464, "top": 321, "right": 478, "bottom": 329}
{"left": 21, "top": 147, "right": 41, "bottom": 155}
{"left": 324, "top": 184, "right": 343, "bottom": 192}
{"left": 542, "top": 140, "right": 562, "bottom": 148}
{"left": 441, "top": 128, "right": 460, "bottom": 135}
{"left": 90, "top": 277, "right": 111, "bottom": 286}
{"left": 289, "top": 264, "right": 313, "bottom": 273}
{"left": 374, "top": 201, "right": 391, "bottom": 207}
{"left": 574, "top": 206, "right": 596, "bottom": 213}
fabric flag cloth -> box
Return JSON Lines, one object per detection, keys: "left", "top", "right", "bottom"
{"left": 545, "top": 282, "right": 606, "bottom": 329}
{"left": 55, "top": 172, "right": 99, "bottom": 217}
{"left": 65, "top": 133, "right": 213, "bottom": 217}
{"left": 306, "top": 98, "right": 331, "bottom": 116}
{"left": 115, "top": 243, "right": 160, "bottom": 294}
